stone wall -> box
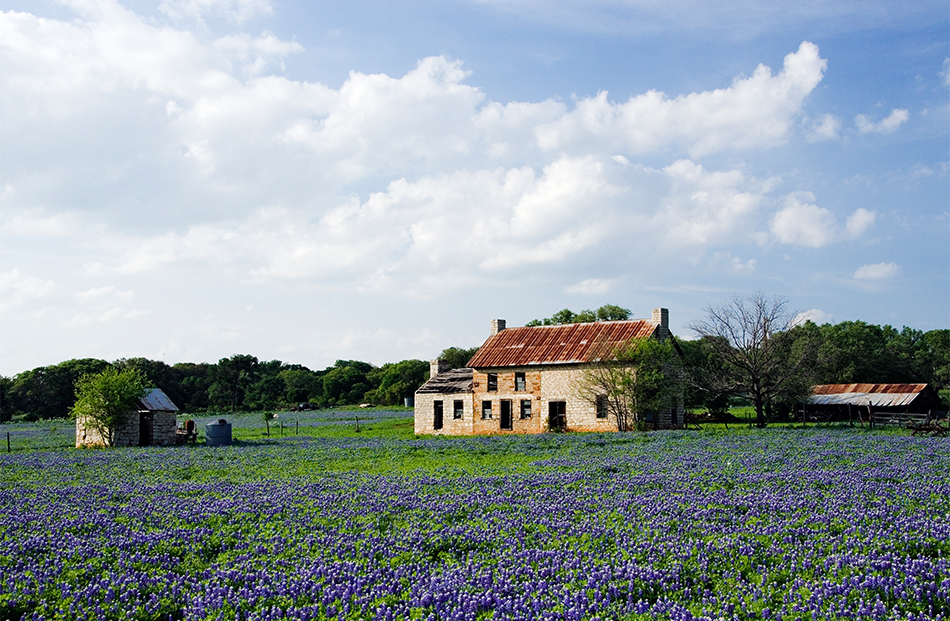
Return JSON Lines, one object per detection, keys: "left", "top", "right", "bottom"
{"left": 76, "top": 411, "right": 178, "bottom": 447}
{"left": 413, "top": 392, "right": 474, "bottom": 435}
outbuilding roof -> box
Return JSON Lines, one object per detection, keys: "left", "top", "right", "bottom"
{"left": 467, "top": 320, "right": 660, "bottom": 369}
{"left": 416, "top": 368, "right": 474, "bottom": 394}
{"left": 810, "top": 383, "right": 930, "bottom": 408}
{"left": 136, "top": 388, "right": 179, "bottom": 412}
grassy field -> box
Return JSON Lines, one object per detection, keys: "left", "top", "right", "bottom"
{"left": 1, "top": 414, "right": 947, "bottom": 620}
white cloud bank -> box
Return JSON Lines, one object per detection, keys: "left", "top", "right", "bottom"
{"left": 0, "top": 2, "right": 878, "bottom": 306}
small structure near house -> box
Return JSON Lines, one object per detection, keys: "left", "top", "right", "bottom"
{"left": 415, "top": 308, "right": 684, "bottom": 435}
{"left": 808, "top": 384, "right": 944, "bottom": 423}
{"left": 76, "top": 388, "right": 179, "bottom": 448}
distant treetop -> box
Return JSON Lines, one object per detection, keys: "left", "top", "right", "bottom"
{"left": 525, "top": 304, "right": 632, "bottom": 327}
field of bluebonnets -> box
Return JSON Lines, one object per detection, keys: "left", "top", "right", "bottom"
{"left": 1, "top": 414, "right": 949, "bottom": 621}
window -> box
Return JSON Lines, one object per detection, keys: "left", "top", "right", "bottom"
{"left": 434, "top": 401, "right": 443, "bottom": 430}
{"left": 453, "top": 400, "right": 464, "bottom": 419}
{"left": 487, "top": 373, "right": 498, "bottom": 392}
{"left": 481, "top": 400, "right": 493, "bottom": 419}
{"left": 596, "top": 395, "right": 608, "bottom": 419}
{"left": 514, "top": 372, "right": 526, "bottom": 391}
{"left": 520, "top": 399, "right": 532, "bottom": 419}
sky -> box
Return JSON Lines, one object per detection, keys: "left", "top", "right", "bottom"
{"left": 1, "top": 0, "right": 948, "bottom": 376}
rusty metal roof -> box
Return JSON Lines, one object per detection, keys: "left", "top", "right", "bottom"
{"left": 467, "top": 320, "right": 659, "bottom": 369}
{"left": 136, "top": 388, "right": 179, "bottom": 412}
{"left": 810, "top": 384, "right": 929, "bottom": 408}
{"left": 416, "top": 368, "right": 474, "bottom": 394}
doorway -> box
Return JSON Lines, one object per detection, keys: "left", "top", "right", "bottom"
{"left": 500, "top": 400, "right": 513, "bottom": 430}
{"left": 139, "top": 412, "right": 153, "bottom": 446}
{"left": 434, "top": 401, "right": 444, "bottom": 430}
{"left": 548, "top": 401, "right": 566, "bottom": 431}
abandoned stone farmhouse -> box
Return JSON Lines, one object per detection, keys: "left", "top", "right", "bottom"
{"left": 414, "top": 308, "right": 684, "bottom": 435}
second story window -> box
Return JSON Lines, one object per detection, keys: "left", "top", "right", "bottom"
{"left": 487, "top": 373, "right": 497, "bottom": 392}
{"left": 515, "top": 372, "right": 526, "bottom": 391}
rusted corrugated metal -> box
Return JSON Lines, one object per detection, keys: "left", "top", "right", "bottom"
{"left": 467, "top": 320, "right": 659, "bottom": 369}
{"left": 416, "top": 368, "right": 474, "bottom": 394}
{"left": 136, "top": 388, "right": 179, "bottom": 412}
{"left": 810, "top": 384, "right": 928, "bottom": 408}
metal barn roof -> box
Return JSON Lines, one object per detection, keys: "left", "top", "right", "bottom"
{"left": 416, "top": 368, "right": 474, "bottom": 394}
{"left": 810, "top": 384, "right": 929, "bottom": 408}
{"left": 136, "top": 388, "right": 179, "bottom": 412}
{"left": 467, "top": 320, "right": 659, "bottom": 369}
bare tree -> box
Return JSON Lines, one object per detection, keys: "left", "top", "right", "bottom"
{"left": 688, "top": 293, "right": 813, "bottom": 427}
{"left": 576, "top": 337, "right": 679, "bottom": 431}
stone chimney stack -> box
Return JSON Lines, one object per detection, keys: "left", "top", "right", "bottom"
{"left": 430, "top": 359, "right": 451, "bottom": 378}
{"left": 652, "top": 307, "right": 669, "bottom": 338}
{"left": 490, "top": 319, "right": 506, "bottom": 336}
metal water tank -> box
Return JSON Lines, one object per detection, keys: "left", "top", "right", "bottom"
{"left": 205, "top": 419, "right": 232, "bottom": 446}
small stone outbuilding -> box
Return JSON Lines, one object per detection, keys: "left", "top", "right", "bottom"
{"left": 415, "top": 308, "right": 684, "bottom": 435}
{"left": 76, "top": 388, "right": 179, "bottom": 447}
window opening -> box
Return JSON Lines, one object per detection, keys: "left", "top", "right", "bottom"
{"left": 453, "top": 400, "right": 464, "bottom": 419}
{"left": 514, "top": 372, "right": 526, "bottom": 391}
{"left": 487, "top": 373, "right": 498, "bottom": 392}
{"left": 520, "top": 399, "right": 532, "bottom": 419}
{"left": 481, "top": 400, "right": 493, "bottom": 419}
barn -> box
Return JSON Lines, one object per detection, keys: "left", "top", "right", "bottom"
{"left": 807, "top": 383, "right": 943, "bottom": 422}
{"left": 414, "top": 308, "right": 684, "bottom": 435}
{"left": 76, "top": 388, "right": 180, "bottom": 447}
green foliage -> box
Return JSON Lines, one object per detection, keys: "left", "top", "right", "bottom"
{"left": 4, "top": 358, "right": 111, "bottom": 420}
{"left": 364, "top": 359, "right": 429, "bottom": 405}
{"left": 70, "top": 367, "right": 149, "bottom": 446}
{"left": 526, "top": 304, "right": 631, "bottom": 326}
{"left": 438, "top": 346, "right": 480, "bottom": 369}
{"left": 577, "top": 336, "right": 681, "bottom": 431}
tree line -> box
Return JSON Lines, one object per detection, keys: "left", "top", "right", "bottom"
{"left": 2, "top": 296, "right": 947, "bottom": 425}
{"left": 0, "top": 355, "right": 430, "bottom": 422}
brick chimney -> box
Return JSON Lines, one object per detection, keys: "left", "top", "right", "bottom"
{"left": 652, "top": 307, "right": 669, "bottom": 338}
{"left": 490, "top": 319, "right": 506, "bottom": 336}
{"left": 430, "top": 359, "right": 451, "bottom": 377}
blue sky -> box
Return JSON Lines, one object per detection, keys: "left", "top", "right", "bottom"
{"left": 1, "top": 0, "right": 947, "bottom": 375}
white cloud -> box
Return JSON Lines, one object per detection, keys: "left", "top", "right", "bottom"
{"left": 807, "top": 113, "right": 841, "bottom": 141}
{"left": 567, "top": 279, "right": 613, "bottom": 294}
{"left": 159, "top": 0, "right": 273, "bottom": 25}
{"left": 535, "top": 42, "right": 826, "bottom": 157}
{"left": 794, "top": 308, "right": 832, "bottom": 325}
{"left": 770, "top": 193, "right": 874, "bottom": 248}
{"left": 854, "top": 262, "right": 900, "bottom": 280}
{"left": 855, "top": 109, "right": 909, "bottom": 134}
{"left": 0, "top": 269, "right": 56, "bottom": 310}
{"left": 845, "top": 208, "right": 875, "bottom": 237}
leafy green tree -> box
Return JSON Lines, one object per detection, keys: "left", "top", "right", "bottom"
{"left": 438, "top": 346, "right": 480, "bottom": 369}
{"left": 527, "top": 304, "right": 631, "bottom": 326}
{"left": 320, "top": 360, "right": 373, "bottom": 406}
{"left": 364, "top": 359, "right": 429, "bottom": 405}
{"left": 244, "top": 375, "right": 287, "bottom": 410}
{"left": 209, "top": 355, "right": 260, "bottom": 411}
{"left": 9, "top": 359, "right": 110, "bottom": 420}
{"left": 280, "top": 367, "right": 323, "bottom": 403}
{"left": 576, "top": 336, "right": 680, "bottom": 431}
{"left": 70, "top": 368, "right": 148, "bottom": 446}
{"left": 0, "top": 376, "right": 14, "bottom": 422}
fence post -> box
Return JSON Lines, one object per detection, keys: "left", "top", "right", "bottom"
{"left": 280, "top": 421, "right": 283, "bottom": 436}
{"left": 295, "top": 421, "right": 298, "bottom": 436}
{"left": 6, "top": 432, "right": 9, "bottom": 453}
